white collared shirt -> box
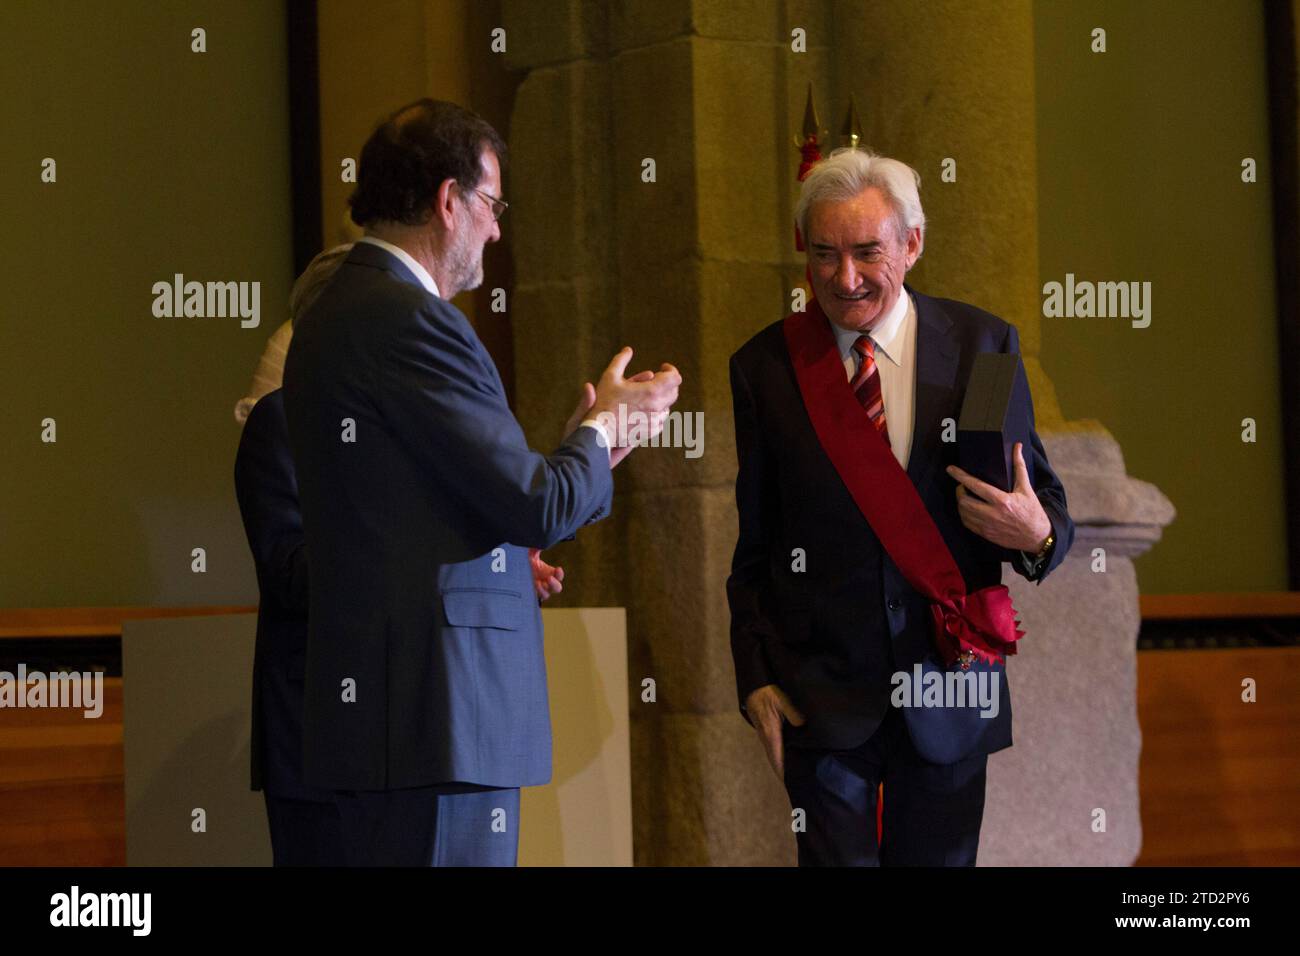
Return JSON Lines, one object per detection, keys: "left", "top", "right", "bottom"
{"left": 829, "top": 287, "right": 917, "bottom": 470}
{"left": 357, "top": 235, "right": 441, "bottom": 298}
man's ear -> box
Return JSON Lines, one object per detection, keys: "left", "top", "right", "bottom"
{"left": 433, "top": 177, "right": 459, "bottom": 229}
{"left": 905, "top": 225, "right": 923, "bottom": 269}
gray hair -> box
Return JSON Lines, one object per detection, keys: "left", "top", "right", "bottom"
{"left": 795, "top": 148, "right": 926, "bottom": 256}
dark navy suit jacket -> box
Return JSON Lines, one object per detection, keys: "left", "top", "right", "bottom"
{"left": 283, "top": 241, "right": 613, "bottom": 791}
{"left": 233, "top": 388, "right": 332, "bottom": 801}
{"left": 727, "top": 286, "right": 1074, "bottom": 764}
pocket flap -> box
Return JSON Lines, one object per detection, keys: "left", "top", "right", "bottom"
{"left": 441, "top": 588, "right": 524, "bottom": 630}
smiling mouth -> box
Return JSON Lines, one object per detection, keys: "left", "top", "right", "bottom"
{"left": 836, "top": 290, "right": 872, "bottom": 301}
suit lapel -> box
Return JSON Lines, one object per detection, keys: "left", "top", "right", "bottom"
{"left": 905, "top": 286, "right": 961, "bottom": 493}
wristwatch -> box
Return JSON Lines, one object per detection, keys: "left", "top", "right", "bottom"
{"left": 1032, "top": 530, "right": 1056, "bottom": 562}
{"left": 1021, "top": 530, "right": 1056, "bottom": 577}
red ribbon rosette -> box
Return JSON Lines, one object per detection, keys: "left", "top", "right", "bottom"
{"left": 930, "top": 585, "right": 1024, "bottom": 669}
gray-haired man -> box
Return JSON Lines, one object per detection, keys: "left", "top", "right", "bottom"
{"left": 727, "top": 148, "right": 1074, "bottom": 865}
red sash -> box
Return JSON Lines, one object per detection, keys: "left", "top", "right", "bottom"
{"left": 782, "top": 304, "right": 1023, "bottom": 668}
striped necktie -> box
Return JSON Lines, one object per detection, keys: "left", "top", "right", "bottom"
{"left": 851, "top": 334, "right": 891, "bottom": 448}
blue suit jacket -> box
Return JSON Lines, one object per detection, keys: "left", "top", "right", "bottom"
{"left": 727, "top": 286, "right": 1074, "bottom": 764}
{"left": 282, "top": 241, "right": 613, "bottom": 791}
{"left": 234, "top": 388, "right": 335, "bottom": 801}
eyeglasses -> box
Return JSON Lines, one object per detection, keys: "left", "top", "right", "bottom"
{"left": 467, "top": 186, "right": 508, "bottom": 221}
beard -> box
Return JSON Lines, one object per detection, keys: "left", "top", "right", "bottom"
{"left": 444, "top": 213, "right": 485, "bottom": 298}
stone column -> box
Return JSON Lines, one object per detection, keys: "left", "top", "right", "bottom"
{"left": 505, "top": 0, "right": 824, "bottom": 864}
{"left": 983, "top": 431, "right": 1174, "bottom": 865}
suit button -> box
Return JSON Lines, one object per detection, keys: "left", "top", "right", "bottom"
{"left": 887, "top": 597, "right": 902, "bottom": 611}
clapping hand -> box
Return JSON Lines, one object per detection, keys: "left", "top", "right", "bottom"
{"left": 567, "top": 347, "right": 680, "bottom": 467}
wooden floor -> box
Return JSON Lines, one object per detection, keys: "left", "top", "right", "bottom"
{"left": 0, "top": 678, "right": 124, "bottom": 866}
{"left": 1134, "top": 646, "right": 1300, "bottom": 866}
{"left": 1, "top": 651, "right": 1297, "bottom": 866}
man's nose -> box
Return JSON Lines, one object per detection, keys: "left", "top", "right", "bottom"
{"left": 834, "top": 256, "right": 858, "bottom": 290}
{"left": 489, "top": 219, "right": 501, "bottom": 243}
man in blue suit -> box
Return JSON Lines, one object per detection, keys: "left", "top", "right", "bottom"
{"left": 283, "top": 99, "right": 679, "bottom": 866}
{"left": 728, "top": 148, "right": 1074, "bottom": 866}
{"left": 236, "top": 383, "right": 576, "bottom": 864}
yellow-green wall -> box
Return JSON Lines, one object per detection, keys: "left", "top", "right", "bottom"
{"left": 0, "top": 0, "right": 292, "bottom": 605}
{"left": 1035, "top": 0, "right": 1287, "bottom": 592}
{"left": 0, "top": 0, "right": 1287, "bottom": 604}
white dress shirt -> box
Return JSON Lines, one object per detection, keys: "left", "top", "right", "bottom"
{"left": 829, "top": 287, "right": 917, "bottom": 471}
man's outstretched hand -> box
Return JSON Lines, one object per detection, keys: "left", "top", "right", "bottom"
{"left": 563, "top": 371, "right": 653, "bottom": 468}
{"left": 590, "top": 347, "right": 681, "bottom": 464}
{"left": 529, "top": 548, "right": 564, "bottom": 603}
{"left": 566, "top": 346, "right": 679, "bottom": 468}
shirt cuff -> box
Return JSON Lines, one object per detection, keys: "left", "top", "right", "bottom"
{"left": 1018, "top": 549, "right": 1044, "bottom": 577}
{"left": 579, "top": 419, "right": 611, "bottom": 461}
